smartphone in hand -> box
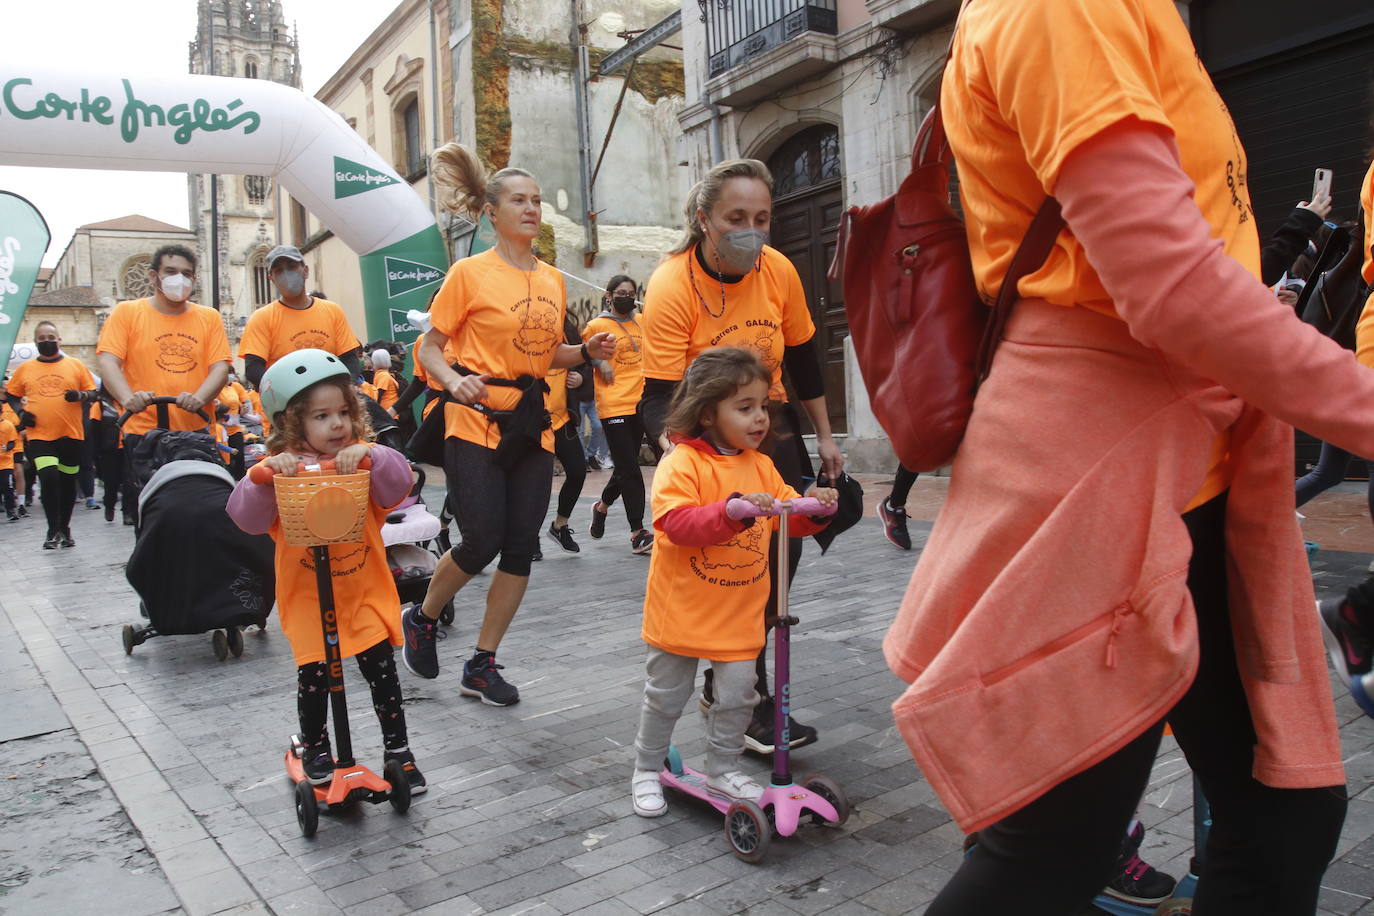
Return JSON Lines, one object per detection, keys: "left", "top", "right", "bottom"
{"left": 1313, "top": 168, "right": 1333, "bottom": 202}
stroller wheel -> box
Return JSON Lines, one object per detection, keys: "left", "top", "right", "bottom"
{"left": 439, "top": 600, "right": 455, "bottom": 627}
{"left": 227, "top": 627, "right": 244, "bottom": 658}
{"left": 212, "top": 630, "right": 229, "bottom": 661}
{"left": 122, "top": 625, "right": 137, "bottom": 656}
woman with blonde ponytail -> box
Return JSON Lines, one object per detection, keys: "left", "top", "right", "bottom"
{"left": 401, "top": 142, "right": 615, "bottom": 703}
{"left": 637, "top": 157, "right": 845, "bottom": 755}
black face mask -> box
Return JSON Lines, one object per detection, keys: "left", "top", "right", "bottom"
{"left": 611, "top": 295, "right": 635, "bottom": 314}
{"left": 36, "top": 340, "right": 59, "bottom": 357}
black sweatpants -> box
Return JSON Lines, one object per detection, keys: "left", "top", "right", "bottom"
{"left": 599, "top": 413, "right": 647, "bottom": 532}
{"left": 97, "top": 447, "right": 123, "bottom": 513}
{"left": 297, "top": 641, "right": 408, "bottom": 753}
{"left": 445, "top": 436, "right": 553, "bottom": 579}
{"left": 228, "top": 431, "right": 245, "bottom": 480}
{"left": 927, "top": 491, "right": 1347, "bottom": 915}
{"left": 553, "top": 421, "right": 587, "bottom": 520}
{"left": 26, "top": 436, "right": 82, "bottom": 535}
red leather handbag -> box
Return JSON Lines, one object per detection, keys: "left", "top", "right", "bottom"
{"left": 829, "top": 102, "right": 1062, "bottom": 471}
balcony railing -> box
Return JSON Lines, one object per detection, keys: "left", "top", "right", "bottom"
{"left": 702, "top": 0, "right": 839, "bottom": 79}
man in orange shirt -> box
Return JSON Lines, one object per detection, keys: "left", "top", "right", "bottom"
{"left": 97, "top": 244, "right": 231, "bottom": 519}
{"left": 0, "top": 407, "right": 19, "bottom": 521}
{"left": 236, "top": 245, "right": 362, "bottom": 389}
{"left": 5, "top": 321, "right": 97, "bottom": 547}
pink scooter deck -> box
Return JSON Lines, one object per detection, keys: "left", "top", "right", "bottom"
{"left": 660, "top": 763, "right": 840, "bottom": 836}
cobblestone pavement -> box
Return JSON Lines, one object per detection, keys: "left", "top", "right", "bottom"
{"left": 4, "top": 470, "right": 1374, "bottom": 915}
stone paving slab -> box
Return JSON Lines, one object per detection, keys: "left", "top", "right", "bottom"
{"left": 3, "top": 472, "right": 1374, "bottom": 914}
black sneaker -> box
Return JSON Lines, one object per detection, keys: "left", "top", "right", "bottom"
{"left": 743, "top": 697, "right": 818, "bottom": 754}
{"left": 59, "top": 529, "right": 75, "bottom": 548}
{"left": 104, "top": 503, "right": 115, "bottom": 522}
{"left": 1319, "top": 596, "right": 1373, "bottom": 680}
{"left": 123, "top": 512, "right": 136, "bottom": 526}
{"left": 6, "top": 513, "right": 16, "bottom": 522}
{"left": 878, "top": 499, "right": 912, "bottom": 550}
{"left": 1102, "top": 822, "right": 1176, "bottom": 905}
{"left": 43, "top": 531, "right": 60, "bottom": 549}
{"left": 548, "top": 522, "right": 580, "bottom": 553}
{"left": 400, "top": 603, "right": 441, "bottom": 679}
{"left": 384, "top": 749, "right": 428, "bottom": 796}
{"left": 589, "top": 503, "right": 607, "bottom": 539}
{"left": 460, "top": 653, "right": 520, "bottom": 706}
{"left": 17, "top": 504, "right": 28, "bottom": 518}
{"left": 302, "top": 747, "right": 334, "bottom": 786}
{"left": 631, "top": 529, "right": 653, "bottom": 555}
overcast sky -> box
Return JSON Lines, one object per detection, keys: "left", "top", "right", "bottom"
{"left": 0, "top": 0, "right": 397, "bottom": 268}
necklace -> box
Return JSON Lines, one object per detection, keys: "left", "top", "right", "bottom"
{"left": 686, "top": 245, "right": 728, "bottom": 320}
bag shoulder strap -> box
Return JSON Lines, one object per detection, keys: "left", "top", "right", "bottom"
{"left": 975, "top": 198, "right": 1066, "bottom": 383}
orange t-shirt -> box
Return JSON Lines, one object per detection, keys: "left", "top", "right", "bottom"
{"left": 641, "top": 246, "right": 815, "bottom": 402}
{"left": 218, "top": 383, "right": 243, "bottom": 435}
{"left": 945, "top": 0, "right": 1260, "bottom": 316}
{"left": 641, "top": 442, "right": 800, "bottom": 662}
{"left": 236, "top": 298, "right": 360, "bottom": 365}
{"left": 4, "top": 356, "right": 96, "bottom": 442}
{"left": 944, "top": 0, "right": 1251, "bottom": 508}
{"left": 0, "top": 418, "right": 16, "bottom": 471}
{"left": 582, "top": 314, "right": 645, "bottom": 419}
{"left": 373, "top": 368, "right": 399, "bottom": 411}
{"left": 359, "top": 380, "right": 379, "bottom": 404}
{"left": 266, "top": 445, "right": 404, "bottom": 666}
{"left": 429, "top": 248, "right": 567, "bottom": 452}
{"left": 97, "top": 299, "right": 232, "bottom": 436}
{"left": 546, "top": 365, "right": 572, "bottom": 430}
{"left": 1, "top": 404, "right": 23, "bottom": 452}
{"left": 1361, "top": 161, "right": 1373, "bottom": 287}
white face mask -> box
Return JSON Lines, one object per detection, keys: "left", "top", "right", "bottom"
{"left": 160, "top": 274, "right": 194, "bottom": 302}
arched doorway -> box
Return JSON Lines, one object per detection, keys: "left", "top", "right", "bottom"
{"left": 766, "top": 125, "right": 847, "bottom": 434}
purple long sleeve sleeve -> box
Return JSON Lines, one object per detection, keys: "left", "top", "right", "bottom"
{"left": 366, "top": 444, "right": 412, "bottom": 510}
{"left": 226, "top": 472, "right": 279, "bottom": 535}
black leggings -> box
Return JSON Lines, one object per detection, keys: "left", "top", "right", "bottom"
{"left": 553, "top": 421, "right": 587, "bottom": 520}
{"left": 599, "top": 414, "right": 647, "bottom": 532}
{"left": 0, "top": 468, "right": 14, "bottom": 516}
{"left": 228, "top": 431, "right": 245, "bottom": 480}
{"left": 927, "top": 491, "right": 1347, "bottom": 915}
{"left": 97, "top": 447, "right": 123, "bottom": 512}
{"left": 888, "top": 465, "right": 919, "bottom": 508}
{"left": 27, "top": 436, "right": 82, "bottom": 534}
{"left": 297, "top": 641, "right": 408, "bottom": 753}
{"left": 445, "top": 436, "right": 553, "bottom": 578}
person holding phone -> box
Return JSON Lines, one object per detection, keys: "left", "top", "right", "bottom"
{"left": 1260, "top": 168, "right": 1334, "bottom": 286}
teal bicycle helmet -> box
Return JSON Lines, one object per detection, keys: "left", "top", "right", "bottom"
{"left": 259, "top": 348, "right": 352, "bottom": 419}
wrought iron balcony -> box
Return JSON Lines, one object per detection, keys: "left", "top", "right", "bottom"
{"left": 702, "top": 0, "right": 839, "bottom": 79}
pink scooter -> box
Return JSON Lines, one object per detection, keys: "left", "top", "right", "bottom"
{"left": 660, "top": 496, "right": 850, "bottom": 862}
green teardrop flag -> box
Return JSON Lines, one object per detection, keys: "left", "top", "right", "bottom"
{"left": 0, "top": 192, "right": 51, "bottom": 370}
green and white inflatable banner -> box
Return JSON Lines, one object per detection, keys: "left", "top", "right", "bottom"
{"left": 0, "top": 191, "right": 51, "bottom": 373}
{"left": 0, "top": 68, "right": 448, "bottom": 344}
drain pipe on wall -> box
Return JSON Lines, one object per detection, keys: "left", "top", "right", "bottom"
{"left": 570, "top": 0, "right": 599, "bottom": 267}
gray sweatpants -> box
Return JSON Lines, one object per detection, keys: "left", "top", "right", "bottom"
{"left": 633, "top": 647, "right": 759, "bottom": 778}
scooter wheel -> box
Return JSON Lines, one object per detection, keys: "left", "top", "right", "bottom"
{"left": 439, "top": 600, "right": 455, "bottom": 626}
{"left": 227, "top": 627, "right": 244, "bottom": 658}
{"left": 802, "top": 774, "right": 850, "bottom": 826}
{"left": 212, "top": 630, "right": 229, "bottom": 661}
{"left": 725, "top": 800, "right": 771, "bottom": 863}
{"left": 295, "top": 780, "right": 319, "bottom": 837}
{"left": 122, "top": 625, "right": 136, "bottom": 656}
{"left": 664, "top": 746, "right": 685, "bottom": 777}
{"left": 384, "top": 759, "right": 411, "bottom": 814}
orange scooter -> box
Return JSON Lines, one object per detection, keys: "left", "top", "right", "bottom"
{"left": 248, "top": 456, "right": 410, "bottom": 837}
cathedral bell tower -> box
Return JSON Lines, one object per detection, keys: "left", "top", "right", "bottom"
{"left": 187, "top": 0, "right": 301, "bottom": 341}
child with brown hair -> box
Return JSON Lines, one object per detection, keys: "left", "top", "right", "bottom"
{"left": 630, "top": 348, "right": 836, "bottom": 817}
{"left": 226, "top": 349, "right": 426, "bottom": 794}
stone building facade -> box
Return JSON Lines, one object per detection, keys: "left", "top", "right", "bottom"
{"left": 289, "top": 0, "right": 687, "bottom": 336}
{"left": 187, "top": 0, "right": 302, "bottom": 349}
{"left": 23, "top": 215, "right": 200, "bottom": 366}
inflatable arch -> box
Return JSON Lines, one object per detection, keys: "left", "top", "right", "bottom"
{"left": 0, "top": 66, "right": 449, "bottom": 343}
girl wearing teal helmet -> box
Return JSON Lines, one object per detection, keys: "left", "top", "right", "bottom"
{"left": 227, "top": 349, "right": 427, "bottom": 795}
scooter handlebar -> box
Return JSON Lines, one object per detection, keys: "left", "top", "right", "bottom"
{"left": 725, "top": 496, "right": 837, "bottom": 521}
{"left": 248, "top": 454, "right": 372, "bottom": 485}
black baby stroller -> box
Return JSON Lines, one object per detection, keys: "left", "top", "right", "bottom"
{"left": 119, "top": 398, "right": 276, "bottom": 660}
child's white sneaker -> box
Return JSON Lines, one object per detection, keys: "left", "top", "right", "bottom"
{"left": 632, "top": 768, "right": 667, "bottom": 817}
{"left": 707, "top": 770, "right": 764, "bottom": 802}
